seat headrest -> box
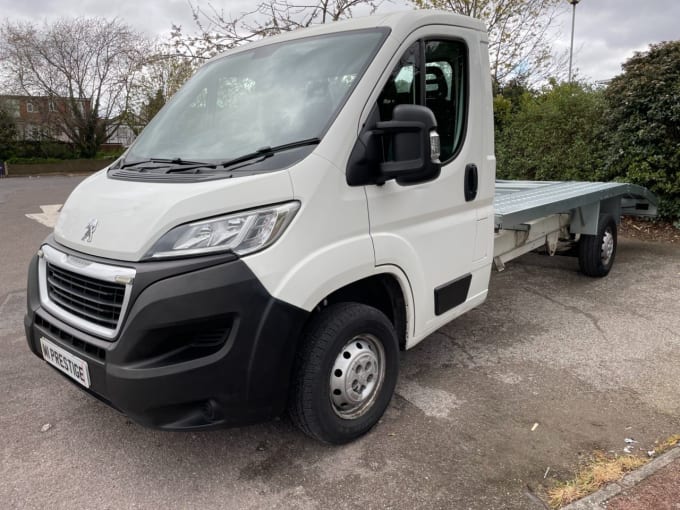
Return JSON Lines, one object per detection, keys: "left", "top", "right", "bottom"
{"left": 426, "top": 65, "right": 448, "bottom": 100}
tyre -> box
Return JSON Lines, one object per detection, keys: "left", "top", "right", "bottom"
{"left": 289, "top": 302, "right": 399, "bottom": 444}
{"left": 578, "top": 214, "right": 618, "bottom": 277}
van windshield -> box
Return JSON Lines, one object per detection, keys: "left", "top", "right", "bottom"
{"left": 125, "top": 29, "right": 387, "bottom": 165}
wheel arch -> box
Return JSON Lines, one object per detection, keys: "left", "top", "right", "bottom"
{"left": 307, "top": 268, "right": 413, "bottom": 351}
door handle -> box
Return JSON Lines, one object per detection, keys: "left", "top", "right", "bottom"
{"left": 464, "top": 164, "right": 478, "bottom": 202}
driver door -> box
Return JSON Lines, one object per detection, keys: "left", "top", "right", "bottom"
{"left": 365, "top": 29, "right": 492, "bottom": 344}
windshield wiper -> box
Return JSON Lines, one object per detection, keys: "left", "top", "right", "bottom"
{"left": 121, "top": 157, "right": 215, "bottom": 169}
{"left": 219, "top": 138, "right": 320, "bottom": 170}
{"left": 120, "top": 138, "right": 320, "bottom": 173}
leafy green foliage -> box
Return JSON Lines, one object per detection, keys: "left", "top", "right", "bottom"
{"left": 0, "top": 107, "right": 17, "bottom": 159}
{"left": 141, "top": 89, "right": 167, "bottom": 126}
{"left": 7, "top": 156, "right": 68, "bottom": 164}
{"left": 11, "top": 140, "right": 77, "bottom": 160}
{"left": 0, "top": 112, "right": 77, "bottom": 162}
{"left": 495, "top": 41, "right": 680, "bottom": 222}
{"left": 604, "top": 41, "right": 680, "bottom": 220}
{"left": 495, "top": 81, "right": 608, "bottom": 183}
{"left": 95, "top": 147, "right": 126, "bottom": 160}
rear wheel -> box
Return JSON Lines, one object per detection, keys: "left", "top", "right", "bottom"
{"left": 289, "top": 302, "right": 399, "bottom": 444}
{"left": 578, "top": 214, "right": 618, "bottom": 277}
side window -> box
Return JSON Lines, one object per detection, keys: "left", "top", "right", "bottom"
{"left": 377, "top": 39, "right": 467, "bottom": 162}
{"left": 425, "top": 40, "right": 467, "bottom": 161}
{"left": 378, "top": 42, "right": 419, "bottom": 121}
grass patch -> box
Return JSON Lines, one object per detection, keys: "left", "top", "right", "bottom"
{"left": 654, "top": 434, "right": 680, "bottom": 455}
{"left": 548, "top": 452, "right": 647, "bottom": 508}
{"left": 547, "top": 434, "right": 680, "bottom": 508}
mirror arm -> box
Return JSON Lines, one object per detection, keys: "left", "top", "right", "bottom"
{"left": 380, "top": 159, "right": 425, "bottom": 180}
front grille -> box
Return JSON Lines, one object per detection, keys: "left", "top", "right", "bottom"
{"left": 35, "top": 315, "right": 106, "bottom": 361}
{"left": 46, "top": 262, "right": 126, "bottom": 330}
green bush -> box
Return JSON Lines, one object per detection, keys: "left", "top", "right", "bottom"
{"left": 495, "top": 81, "right": 608, "bottom": 183}
{"left": 494, "top": 44, "right": 680, "bottom": 222}
{"left": 7, "top": 156, "right": 65, "bottom": 164}
{"left": 12, "top": 140, "right": 77, "bottom": 160}
{"left": 604, "top": 41, "right": 680, "bottom": 220}
{"left": 95, "top": 147, "right": 126, "bottom": 160}
{"left": 0, "top": 108, "right": 17, "bottom": 160}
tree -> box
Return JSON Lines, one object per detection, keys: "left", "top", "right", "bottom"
{"left": 410, "top": 0, "right": 564, "bottom": 85}
{"left": 0, "top": 107, "right": 17, "bottom": 160}
{"left": 0, "top": 18, "right": 150, "bottom": 157}
{"left": 495, "top": 81, "right": 608, "bottom": 182}
{"left": 141, "top": 89, "right": 167, "bottom": 127}
{"left": 123, "top": 47, "right": 196, "bottom": 132}
{"left": 171, "top": 0, "right": 387, "bottom": 61}
{"left": 604, "top": 41, "right": 680, "bottom": 221}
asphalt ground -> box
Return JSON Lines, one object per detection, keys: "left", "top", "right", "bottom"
{"left": 1, "top": 175, "right": 679, "bottom": 509}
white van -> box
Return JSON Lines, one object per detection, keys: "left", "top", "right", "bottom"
{"left": 25, "top": 11, "right": 656, "bottom": 443}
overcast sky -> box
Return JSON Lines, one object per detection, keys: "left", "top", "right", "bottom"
{"left": 1, "top": 0, "right": 678, "bottom": 82}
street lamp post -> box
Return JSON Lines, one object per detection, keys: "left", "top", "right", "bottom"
{"left": 568, "top": 0, "right": 581, "bottom": 82}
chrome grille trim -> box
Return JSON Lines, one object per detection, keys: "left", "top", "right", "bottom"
{"left": 38, "top": 245, "right": 136, "bottom": 340}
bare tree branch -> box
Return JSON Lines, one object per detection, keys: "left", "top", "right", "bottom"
{"left": 411, "top": 0, "right": 566, "bottom": 85}
{"left": 170, "top": 0, "right": 389, "bottom": 62}
{"left": 0, "top": 18, "right": 150, "bottom": 156}
{"left": 122, "top": 45, "right": 196, "bottom": 132}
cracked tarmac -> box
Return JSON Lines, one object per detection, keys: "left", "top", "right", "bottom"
{"left": 1, "top": 176, "right": 679, "bottom": 509}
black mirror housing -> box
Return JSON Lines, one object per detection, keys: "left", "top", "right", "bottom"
{"left": 346, "top": 104, "right": 441, "bottom": 187}
{"left": 378, "top": 104, "right": 441, "bottom": 185}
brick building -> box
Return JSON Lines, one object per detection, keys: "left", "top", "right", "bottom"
{"left": 0, "top": 95, "right": 137, "bottom": 148}
{"left": 0, "top": 95, "right": 90, "bottom": 142}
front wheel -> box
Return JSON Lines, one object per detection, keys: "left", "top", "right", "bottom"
{"left": 289, "top": 302, "right": 399, "bottom": 444}
{"left": 578, "top": 214, "right": 618, "bottom": 277}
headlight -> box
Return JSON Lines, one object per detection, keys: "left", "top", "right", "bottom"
{"left": 146, "top": 202, "right": 300, "bottom": 259}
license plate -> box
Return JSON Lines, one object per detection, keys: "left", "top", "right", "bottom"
{"left": 40, "top": 337, "right": 90, "bottom": 388}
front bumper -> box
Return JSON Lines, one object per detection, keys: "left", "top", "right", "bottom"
{"left": 25, "top": 238, "right": 308, "bottom": 430}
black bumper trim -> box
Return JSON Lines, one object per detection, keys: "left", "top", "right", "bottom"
{"left": 26, "top": 238, "right": 308, "bottom": 430}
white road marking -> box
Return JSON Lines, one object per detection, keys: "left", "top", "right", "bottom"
{"left": 25, "top": 204, "right": 62, "bottom": 228}
{"left": 396, "top": 379, "right": 466, "bottom": 420}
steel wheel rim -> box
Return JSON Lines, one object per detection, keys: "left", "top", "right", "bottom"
{"left": 329, "top": 334, "right": 385, "bottom": 419}
{"left": 601, "top": 228, "right": 615, "bottom": 266}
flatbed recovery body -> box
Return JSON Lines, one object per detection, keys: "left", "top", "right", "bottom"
{"left": 492, "top": 180, "right": 658, "bottom": 269}
{"left": 494, "top": 180, "right": 657, "bottom": 230}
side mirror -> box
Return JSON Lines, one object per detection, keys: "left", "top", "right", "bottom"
{"left": 377, "top": 104, "right": 441, "bottom": 185}
{"left": 346, "top": 104, "right": 441, "bottom": 186}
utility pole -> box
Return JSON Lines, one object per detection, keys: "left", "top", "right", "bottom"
{"left": 568, "top": 0, "right": 581, "bottom": 82}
